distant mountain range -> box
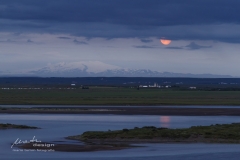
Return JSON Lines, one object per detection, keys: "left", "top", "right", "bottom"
{"left": 0, "top": 61, "right": 235, "bottom": 78}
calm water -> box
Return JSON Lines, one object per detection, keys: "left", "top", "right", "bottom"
{"left": 1, "top": 113, "right": 240, "bottom": 160}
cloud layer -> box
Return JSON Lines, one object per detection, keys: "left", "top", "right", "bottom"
{"left": 1, "top": 0, "right": 240, "bottom": 42}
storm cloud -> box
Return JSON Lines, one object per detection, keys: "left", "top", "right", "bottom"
{"left": 0, "top": 0, "right": 240, "bottom": 42}
{"left": 133, "top": 45, "right": 158, "bottom": 49}
{"left": 73, "top": 39, "right": 88, "bottom": 45}
{"left": 185, "top": 42, "right": 212, "bottom": 50}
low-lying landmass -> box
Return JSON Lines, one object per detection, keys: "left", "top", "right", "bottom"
{"left": 68, "top": 123, "right": 240, "bottom": 144}
{"left": 1, "top": 107, "right": 240, "bottom": 116}
{"left": 0, "top": 123, "right": 39, "bottom": 129}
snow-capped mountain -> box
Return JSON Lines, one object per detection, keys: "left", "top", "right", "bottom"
{"left": 30, "top": 61, "right": 120, "bottom": 73}
{"left": 24, "top": 61, "right": 233, "bottom": 78}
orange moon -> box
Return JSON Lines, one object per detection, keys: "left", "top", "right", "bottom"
{"left": 160, "top": 39, "right": 171, "bottom": 45}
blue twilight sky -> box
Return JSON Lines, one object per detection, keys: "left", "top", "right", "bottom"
{"left": 1, "top": 0, "right": 240, "bottom": 76}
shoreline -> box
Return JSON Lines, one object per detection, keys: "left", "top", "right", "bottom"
{"left": 1, "top": 107, "right": 240, "bottom": 116}
{"left": 70, "top": 138, "right": 240, "bottom": 144}
{"left": 19, "top": 142, "right": 133, "bottom": 152}
{"left": 18, "top": 139, "right": 240, "bottom": 152}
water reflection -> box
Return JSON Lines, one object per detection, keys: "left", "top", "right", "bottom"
{"left": 160, "top": 116, "right": 170, "bottom": 128}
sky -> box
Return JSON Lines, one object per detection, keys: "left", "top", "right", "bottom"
{"left": 1, "top": 0, "right": 240, "bottom": 76}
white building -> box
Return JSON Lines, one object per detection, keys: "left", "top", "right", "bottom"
{"left": 189, "top": 87, "right": 196, "bottom": 89}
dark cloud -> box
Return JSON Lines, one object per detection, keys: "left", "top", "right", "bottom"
{"left": 58, "top": 37, "right": 71, "bottom": 40}
{"left": 1, "top": 0, "right": 240, "bottom": 42}
{"left": 165, "top": 46, "right": 183, "bottom": 50}
{"left": 165, "top": 43, "right": 212, "bottom": 50}
{"left": 133, "top": 45, "right": 157, "bottom": 49}
{"left": 0, "top": 39, "right": 16, "bottom": 43}
{"left": 1, "top": 0, "right": 240, "bottom": 26}
{"left": 73, "top": 39, "right": 88, "bottom": 45}
{"left": 27, "top": 39, "right": 33, "bottom": 43}
{"left": 140, "top": 39, "right": 153, "bottom": 43}
{"left": 185, "top": 42, "right": 212, "bottom": 50}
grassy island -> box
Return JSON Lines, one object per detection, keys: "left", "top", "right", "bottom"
{"left": 68, "top": 123, "right": 240, "bottom": 143}
{"left": 0, "top": 123, "right": 39, "bottom": 129}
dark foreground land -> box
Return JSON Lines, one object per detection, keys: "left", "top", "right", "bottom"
{"left": 1, "top": 77, "right": 240, "bottom": 105}
{"left": 1, "top": 88, "right": 240, "bottom": 105}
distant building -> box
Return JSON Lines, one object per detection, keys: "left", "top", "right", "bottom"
{"left": 140, "top": 83, "right": 159, "bottom": 88}
{"left": 149, "top": 82, "right": 159, "bottom": 87}
{"left": 189, "top": 87, "right": 196, "bottom": 89}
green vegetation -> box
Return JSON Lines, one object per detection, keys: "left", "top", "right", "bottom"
{"left": 1, "top": 88, "right": 240, "bottom": 105}
{"left": 0, "top": 123, "right": 39, "bottom": 129}
{"left": 68, "top": 123, "right": 240, "bottom": 143}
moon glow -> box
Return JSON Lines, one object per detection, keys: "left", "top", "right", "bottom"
{"left": 160, "top": 39, "right": 171, "bottom": 45}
